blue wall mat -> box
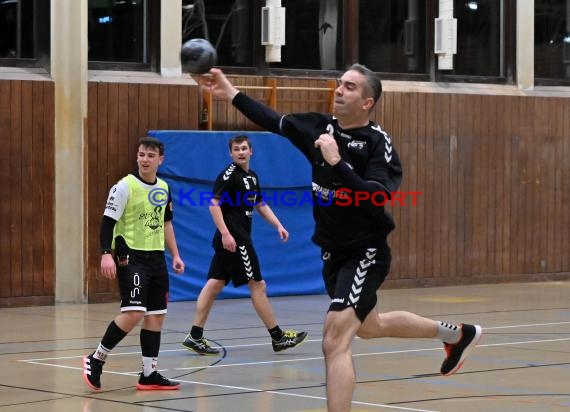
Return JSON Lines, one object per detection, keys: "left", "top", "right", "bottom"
{"left": 149, "top": 130, "right": 325, "bottom": 301}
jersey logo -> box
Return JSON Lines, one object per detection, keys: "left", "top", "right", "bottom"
{"left": 372, "top": 124, "right": 394, "bottom": 163}
{"left": 349, "top": 248, "right": 377, "bottom": 306}
{"left": 223, "top": 164, "right": 236, "bottom": 180}
{"left": 239, "top": 246, "right": 254, "bottom": 279}
{"left": 385, "top": 141, "right": 393, "bottom": 163}
{"left": 347, "top": 140, "right": 366, "bottom": 150}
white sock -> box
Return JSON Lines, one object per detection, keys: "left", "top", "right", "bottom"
{"left": 142, "top": 356, "right": 158, "bottom": 377}
{"left": 436, "top": 321, "right": 461, "bottom": 344}
{"left": 94, "top": 343, "right": 110, "bottom": 362}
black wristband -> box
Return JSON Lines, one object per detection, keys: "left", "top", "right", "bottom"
{"left": 101, "top": 249, "right": 112, "bottom": 255}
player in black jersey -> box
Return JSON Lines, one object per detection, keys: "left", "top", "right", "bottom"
{"left": 182, "top": 135, "right": 308, "bottom": 355}
{"left": 196, "top": 66, "right": 482, "bottom": 411}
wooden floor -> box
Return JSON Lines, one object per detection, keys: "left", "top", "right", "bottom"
{"left": 1, "top": 281, "right": 569, "bottom": 411}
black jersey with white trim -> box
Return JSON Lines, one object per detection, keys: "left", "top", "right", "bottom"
{"left": 211, "top": 162, "right": 263, "bottom": 248}
{"left": 279, "top": 112, "right": 403, "bottom": 251}
{"left": 232, "top": 92, "right": 402, "bottom": 251}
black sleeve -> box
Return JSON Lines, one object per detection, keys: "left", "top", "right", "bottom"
{"left": 332, "top": 138, "right": 403, "bottom": 215}
{"left": 232, "top": 92, "right": 283, "bottom": 134}
{"left": 332, "top": 160, "right": 389, "bottom": 194}
{"left": 363, "top": 134, "right": 402, "bottom": 194}
{"left": 164, "top": 187, "right": 173, "bottom": 222}
{"left": 212, "top": 171, "right": 231, "bottom": 199}
{"left": 253, "top": 172, "right": 263, "bottom": 205}
{"left": 100, "top": 215, "right": 117, "bottom": 252}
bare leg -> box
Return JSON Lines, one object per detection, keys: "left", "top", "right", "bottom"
{"left": 193, "top": 279, "right": 225, "bottom": 327}
{"left": 248, "top": 280, "right": 277, "bottom": 329}
{"left": 357, "top": 309, "right": 438, "bottom": 339}
{"left": 142, "top": 313, "right": 165, "bottom": 332}
{"left": 322, "top": 308, "right": 362, "bottom": 412}
{"left": 114, "top": 311, "right": 145, "bottom": 333}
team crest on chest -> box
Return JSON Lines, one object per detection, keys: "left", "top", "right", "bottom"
{"left": 347, "top": 140, "right": 366, "bottom": 150}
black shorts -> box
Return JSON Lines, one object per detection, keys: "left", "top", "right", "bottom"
{"left": 322, "top": 246, "right": 391, "bottom": 322}
{"left": 116, "top": 250, "right": 169, "bottom": 314}
{"left": 208, "top": 244, "right": 262, "bottom": 287}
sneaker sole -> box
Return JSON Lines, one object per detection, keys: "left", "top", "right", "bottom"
{"left": 181, "top": 342, "right": 220, "bottom": 356}
{"left": 442, "top": 325, "right": 483, "bottom": 376}
{"left": 82, "top": 356, "right": 101, "bottom": 391}
{"left": 136, "top": 383, "right": 180, "bottom": 391}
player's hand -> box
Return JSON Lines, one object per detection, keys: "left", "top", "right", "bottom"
{"left": 172, "top": 256, "right": 185, "bottom": 274}
{"left": 277, "top": 226, "right": 289, "bottom": 242}
{"left": 222, "top": 232, "right": 237, "bottom": 252}
{"left": 314, "top": 134, "right": 341, "bottom": 166}
{"left": 196, "top": 68, "right": 239, "bottom": 101}
{"left": 100, "top": 254, "right": 117, "bottom": 279}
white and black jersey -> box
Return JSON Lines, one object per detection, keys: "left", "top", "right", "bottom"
{"left": 211, "top": 162, "right": 263, "bottom": 249}
{"left": 233, "top": 93, "right": 402, "bottom": 252}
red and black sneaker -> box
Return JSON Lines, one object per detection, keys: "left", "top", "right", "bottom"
{"left": 82, "top": 353, "right": 104, "bottom": 391}
{"left": 136, "top": 371, "right": 180, "bottom": 390}
{"left": 440, "top": 324, "right": 483, "bottom": 376}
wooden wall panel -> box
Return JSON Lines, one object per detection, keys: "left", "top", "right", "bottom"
{"left": 10, "top": 81, "right": 23, "bottom": 297}
{"left": 0, "top": 81, "right": 10, "bottom": 299}
{"left": 86, "top": 82, "right": 200, "bottom": 302}
{"left": 42, "top": 83, "right": 55, "bottom": 295}
{"left": 563, "top": 98, "right": 570, "bottom": 272}
{"left": 3, "top": 74, "right": 569, "bottom": 307}
{"left": 0, "top": 80, "right": 54, "bottom": 307}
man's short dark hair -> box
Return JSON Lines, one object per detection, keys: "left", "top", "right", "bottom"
{"left": 228, "top": 135, "right": 251, "bottom": 150}
{"left": 138, "top": 136, "right": 164, "bottom": 155}
{"left": 348, "top": 63, "right": 382, "bottom": 106}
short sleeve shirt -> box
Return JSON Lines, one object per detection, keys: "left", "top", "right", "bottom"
{"left": 211, "top": 163, "right": 262, "bottom": 248}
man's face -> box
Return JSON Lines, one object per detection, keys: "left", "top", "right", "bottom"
{"left": 137, "top": 144, "right": 163, "bottom": 175}
{"left": 333, "top": 70, "right": 373, "bottom": 117}
{"left": 230, "top": 141, "right": 252, "bottom": 166}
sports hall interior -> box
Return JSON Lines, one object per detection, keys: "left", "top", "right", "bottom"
{"left": 0, "top": 1, "right": 569, "bottom": 411}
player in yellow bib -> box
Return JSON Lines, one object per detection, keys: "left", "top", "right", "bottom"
{"left": 83, "top": 136, "right": 185, "bottom": 391}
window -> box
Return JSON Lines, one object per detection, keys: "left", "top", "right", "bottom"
{"left": 182, "top": 0, "right": 254, "bottom": 68}
{"left": 273, "top": 0, "right": 343, "bottom": 70}
{"left": 359, "top": 0, "right": 427, "bottom": 75}
{"left": 445, "top": 0, "right": 504, "bottom": 78}
{"left": 181, "top": 0, "right": 515, "bottom": 83}
{"left": 0, "top": 0, "right": 50, "bottom": 67}
{"left": 535, "top": 0, "right": 570, "bottom": 83}
{"left": 88, "top": 0, "right": 159, "bottom": 70}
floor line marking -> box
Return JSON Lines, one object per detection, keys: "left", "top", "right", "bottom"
{"left": 19, "top": 337, "right": 570, "bottom": 370}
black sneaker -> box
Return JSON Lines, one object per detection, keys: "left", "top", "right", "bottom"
{"left": 440, "top": 324, "right": 483, "bottom": 376}
{"left": 182, "top": 335, "right": 220, "bottom": 355}
{"left": 272, "top": 330, "right": 308, "bottom": 352}
{"left": 82, "top": 353, "right": 104, "bottom": 391}
{"left": 136, "top": 371, "right": 180, "bottom": 390}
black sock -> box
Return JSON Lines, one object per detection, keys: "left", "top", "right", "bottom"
{"left": 268, "top": 326, "right": 283, "bottom": 341}
{"left": 140, "top": 329, "right": 161, "bottom": 358}
{"left": 190, "top": 325, "right": 204, "bottom": 340}
{"left": 101, "top": 321, "right": 128, "bottom": 350}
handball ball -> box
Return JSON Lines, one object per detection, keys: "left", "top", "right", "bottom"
{"left": 180, "top": 38, "right": 217, "bottom": 74}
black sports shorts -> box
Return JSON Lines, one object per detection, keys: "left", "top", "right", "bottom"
{"left": 117, "top": 250, "right": 169, "bottom": 315}
{"left": 321, "top": 246, "right": 391, "bottom": 322}
{"left": 208, "top": 243, "right": 262, "bottom": 287}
